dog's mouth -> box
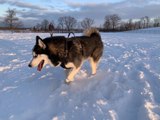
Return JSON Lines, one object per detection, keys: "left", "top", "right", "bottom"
{"left": 37, "top": 60, "right": 44, "bottom": 71}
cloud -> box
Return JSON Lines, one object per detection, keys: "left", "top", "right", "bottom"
{"left": 23, "top": 1, "right": 160, "bottom": 26}
{"left": 64, "top": 0, "right": 160, "bottom": 19}
{"left": 1, "top": 0, "right": 160, "bottom": 27}
{"left": 0, "top": 0, "right": 47, "bottom": 10}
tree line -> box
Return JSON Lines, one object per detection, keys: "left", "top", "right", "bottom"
{"left": 32, "top": 16, "right": 94, "bottom": 32}
{"left": 1, "top": 8, "right": 160, "bottom": 32}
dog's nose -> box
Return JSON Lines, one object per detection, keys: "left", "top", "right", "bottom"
{"left": 28, "top": 64, "right": 32, "bottom": 67}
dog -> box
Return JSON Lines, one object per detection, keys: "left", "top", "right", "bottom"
{"left": 28, "top": 28, "right": 103, "bottom": 83}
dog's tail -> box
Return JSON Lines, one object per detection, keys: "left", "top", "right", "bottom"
{"left": 83, "top": 28, "right": 100, "bottom": 37}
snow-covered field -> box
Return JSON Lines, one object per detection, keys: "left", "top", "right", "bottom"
{"left": 0, "top": 28, "right": 160, "bottom": 120}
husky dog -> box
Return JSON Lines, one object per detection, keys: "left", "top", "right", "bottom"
{"left": 28, "top": 28, "right": 103, "bottom": 83}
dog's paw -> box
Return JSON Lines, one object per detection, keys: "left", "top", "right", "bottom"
{"left": 65, "top": 81, "right": 72, "bottom": 85}
{"left": 88, "top": 73, "right": 96, "bottom": 78}
{"left": 65, "top": 79, "right": 73, "bottom": 85}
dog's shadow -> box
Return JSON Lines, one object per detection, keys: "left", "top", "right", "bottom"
{"left": 28, "top": 65, "right": 66, "bottom": 92}
{"left": 27, "top": 61, "right": 93, "bottom": 92}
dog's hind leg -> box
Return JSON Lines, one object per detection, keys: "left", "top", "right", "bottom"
{"left": 89, "top": 57, "right": 98, "bottom": 75}
{"left": 90, "top": 46, "right": 103, "bottom": 75}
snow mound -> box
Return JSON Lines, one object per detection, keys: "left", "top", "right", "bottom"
{"left": 127, "top": 27, "right": 160, "bottom": 34}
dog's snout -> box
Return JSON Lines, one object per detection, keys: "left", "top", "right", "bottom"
{"left": 28, "top": 64, "right": 32, "bottom": 67}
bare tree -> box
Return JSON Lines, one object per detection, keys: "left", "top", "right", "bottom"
{"left": 145, "top": 16, "right": 150, "bottom": 28}
{"left": 48, "top": 21, "right": 55, "bottom": 36}
{"left": 134, "top": 20, "right": 141, "bottom": 29}
{"left": 110, "top": 14, "right": 121, "bottom": 30}
{"left": 103, "top": 15, "right": 111, "bottom": 30}
{"left": 140, "top": 17, "right": 145, "bottom": 28}
{"left": 119, "top": 22, "right": 126, "bottom": 31}
{"left": 57, "top": 17, "right": 65, "bottom": 32}
{"left": 57, "top": 16, "right": 77, "bottom": 32}
{"left": 63, "top": 16, "right": 77, "bottom": 32}
{"left": 140, "top": 16, "right": 150, "bottom": 28}
{"left": 128, "top": 19, "right": 133, "bottom": 30}
{"left": 104, "top": 14, "right": 121, "bottom": 31}
{"left": 154, "top": 17, "right": 160, "bottom": 27}
{"left": 4, "top": 8, "right": 22, "bottom": 29}
{"left": 81, "top": 18, "right": 94, "bottom": 29}
{"left": 124, "top": 19, "right": 134, "bottom": 30}
{"left": 48, "top": 22, "right": 54, "bottom": 31}
{"left": 15, "top": 21, "right": 23, "bottom": 28}
{"left": 35, "top": 23, "right": 41, "bottom": 31}
{"left": 41, "top": 19, "right": 49, "bottom": 31}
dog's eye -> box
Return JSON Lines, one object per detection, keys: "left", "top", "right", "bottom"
{"left": 32, "top": 52, "right": 38, "bottom": 58}
{"left": 34, "top": 55, "right": 38, "bottom": 58}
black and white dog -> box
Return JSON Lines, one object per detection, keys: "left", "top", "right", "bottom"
{"left": 28, "top": 28, "right": 103, "bottom": 83}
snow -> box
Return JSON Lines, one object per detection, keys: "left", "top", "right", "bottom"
{"left": 0, "top": 28, "right": 160, "bottom": 120}
{"left": 0, "top": 66, "right": 11, "bottom": 72}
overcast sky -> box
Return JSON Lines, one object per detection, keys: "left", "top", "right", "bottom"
{"left": 0, "top": 0, "right": 160, "bottom": 27}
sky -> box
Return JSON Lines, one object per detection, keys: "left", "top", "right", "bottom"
{"left": 0, "top": 0, "right": 160, "bottom": 27}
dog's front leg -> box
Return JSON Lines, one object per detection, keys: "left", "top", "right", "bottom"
{"left": 65, "top": 67, "right": 81, "bottom": 83}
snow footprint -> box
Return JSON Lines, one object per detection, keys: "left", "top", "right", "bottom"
{"left": 139, "top": 71, "right": 144, "bottom": 80}
{"left": 0, "top": 66, "right": 11, "bottom": 72}
{"left": 1, "top": 86, "right": 17, "bottom": 92}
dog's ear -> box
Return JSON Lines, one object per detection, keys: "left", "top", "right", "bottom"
{"left": 36, "top": 36, "right": 46, "bottom": 49}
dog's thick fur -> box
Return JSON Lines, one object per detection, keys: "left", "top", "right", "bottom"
{"left": 29, "top": 28, "right": 103, "bottom": 83}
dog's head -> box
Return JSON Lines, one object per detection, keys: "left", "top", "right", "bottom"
{"left": 28, "top": 36, "right": 51, "bottom": 71}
